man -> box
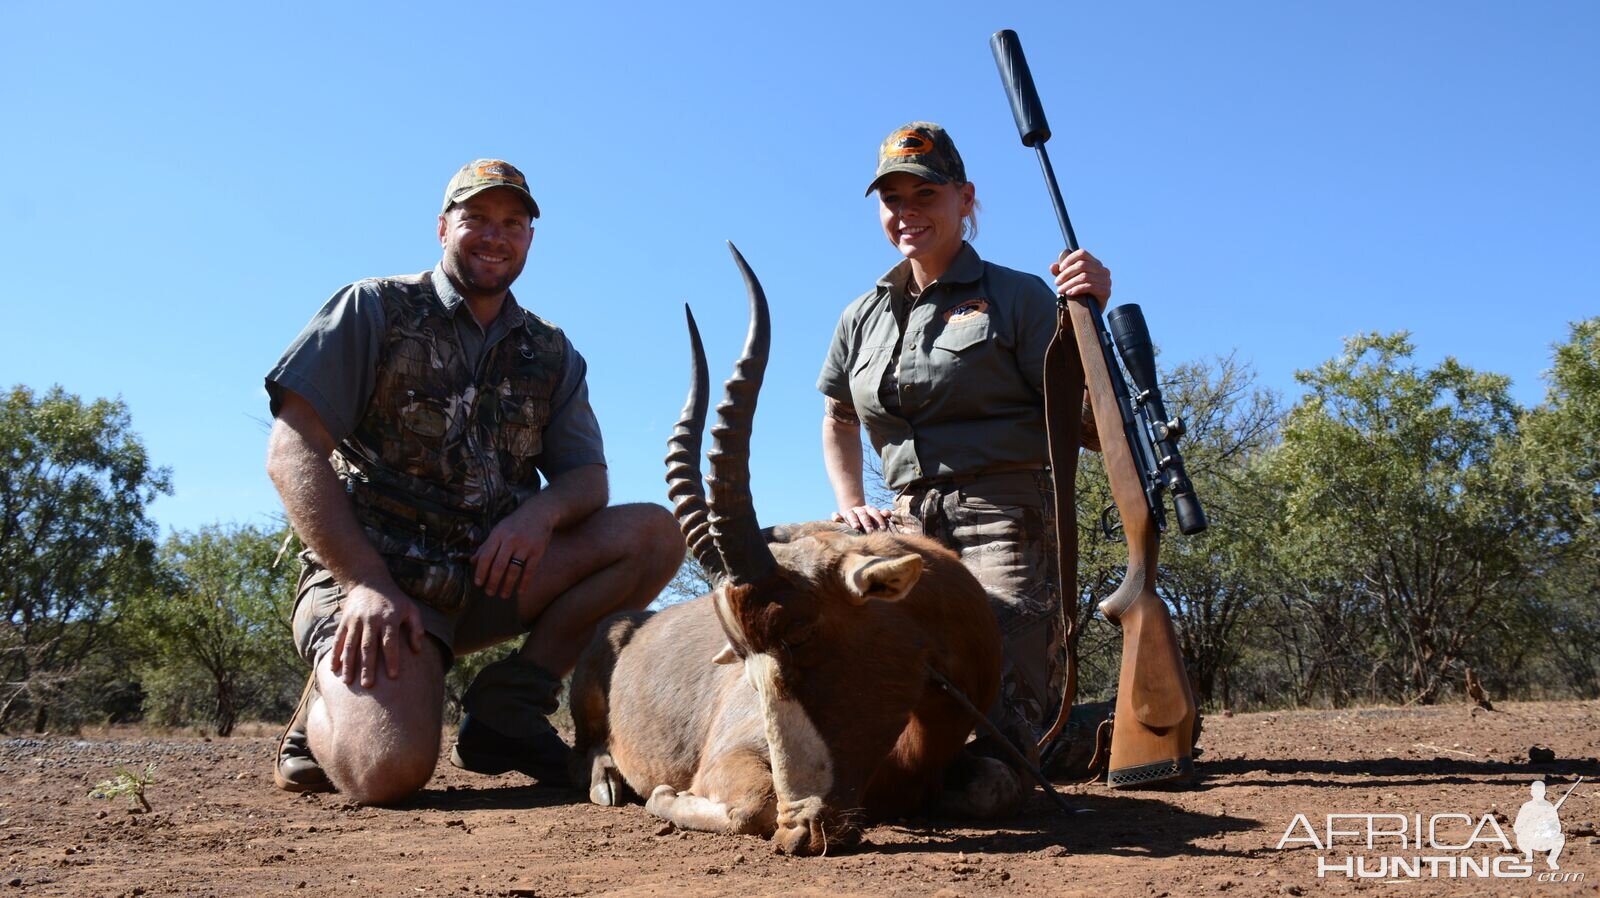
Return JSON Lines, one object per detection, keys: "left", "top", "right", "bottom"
{"left": 265, "top": 159, "right": 682, "bottom": 804}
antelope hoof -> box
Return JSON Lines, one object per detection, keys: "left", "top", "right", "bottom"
{"left": 772, "top": 818, "right": 822, "bottom": 856}
{"left": 587, "top": 752, "right": 626, "bottom": 807}
{"left": 772, "top": 796, "right": 855, "bottom": 856}
{"left": 944, "top": 755, "right": 1025, "bottom": 818}
{"left": 645, "top": 784, "right": 679, "bottom": 817}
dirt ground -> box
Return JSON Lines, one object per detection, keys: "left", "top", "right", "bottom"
{"left": 2, "top": 701, "right": 1597, "bottom": 898}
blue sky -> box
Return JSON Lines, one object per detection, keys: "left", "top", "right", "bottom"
{"left": 2, "top": 2, "right": 1595, "bottom": 536}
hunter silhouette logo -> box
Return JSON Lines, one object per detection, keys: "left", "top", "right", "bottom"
{"left": 885, "top": 130, "right": 934, "bottom": 157}
{"left": 1516, "top": 779, "right": 1580, "bottom": 871}
{"left": 1275, "top": 776, "right": 1586, "bottom": 882}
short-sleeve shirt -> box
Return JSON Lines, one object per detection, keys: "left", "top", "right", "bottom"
{"left": 817, "top": 243, "right": 1055, "bottom": 491}
{"left": 266, "top": 265, "right": 606, "bottom": 483}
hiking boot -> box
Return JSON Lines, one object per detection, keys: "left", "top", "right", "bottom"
{"left": 1040, "top": 699, "right": 1115, "bottom": 782}
{"left": 449, "top": 713, "right": 572, "bottom": 786}
{"left": 450, "top": 655, "right": 571, "bottom": 786}
{"left": 274, "top": 673, "right": 334, "bottom": 794}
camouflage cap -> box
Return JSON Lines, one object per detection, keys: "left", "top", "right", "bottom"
{"left": 865, "top": 122, "right": 967, "bottom": 196}
{"left": 441, "top": 159, "right": 540, "bottom": 219}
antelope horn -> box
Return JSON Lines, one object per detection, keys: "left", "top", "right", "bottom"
{"left": 664, "top": 304, "right": 724, "bottom": 577}
{"left": 705, "top": 242, "right": 778, "bottom": 586}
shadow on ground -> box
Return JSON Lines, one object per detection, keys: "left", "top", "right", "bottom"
{"left": 1200, "top": 755, "right": 1599, "bottom": 789}
{"left": 401, "top": 780, "right": 578, "bottom": 812}
{"left": 875, "top": 789, "right": 1259, "bottom": 859}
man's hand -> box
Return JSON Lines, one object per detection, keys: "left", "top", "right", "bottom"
{"left": 269, "top": 391, "right": 428, "bottom": 688}
{"left": 832, "top": 505, "right": 893, "bottom": 532}
{"left": 330, "top": 584, "right": 426, "bottom": 688}
{"left": 471, "top": 465, "right": 607, "bottom": 602}
{"left": 473, "top": 499, "right": 558, "bottom": 600}
{"left": 1050, "top": 248, "right": 1112, "bottom": 310}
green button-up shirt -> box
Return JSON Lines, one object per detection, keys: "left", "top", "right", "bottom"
{"left": 817, "top": 243, "right": 1057, "bottom": 491}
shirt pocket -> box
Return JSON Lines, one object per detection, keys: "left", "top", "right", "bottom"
{"left": 393, "top": 394, "right": 453, "bottom": 479}
{"left": 377, "top": 338, "right": 436, "bottom": 397}
{"left": 498, "top": 398, "right": 548, "bottom": 459}
{"left": 927, "top": 315, "right": 998, "bottom": 392}
{"left": 931, "top": 318, "right": 993, "bottom": 354}
{"left": 398, "top": 397, "right": 449, "bottom": 439}
{"left": 847, "top": 343, "right": 893, "bottom": 414}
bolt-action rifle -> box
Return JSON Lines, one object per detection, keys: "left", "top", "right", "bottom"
{"left": 991, "top": 29, "right": 1207, "bottom": 788}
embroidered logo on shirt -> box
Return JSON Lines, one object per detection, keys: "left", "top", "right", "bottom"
{"left": 943, "top": 298, "right": 990, "bottom": 323}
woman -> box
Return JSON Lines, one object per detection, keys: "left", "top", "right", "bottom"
{"left": 816, "top": 122, "right": 1110, "bottom": 765}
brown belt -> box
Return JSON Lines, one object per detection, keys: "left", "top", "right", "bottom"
{"left": 904, "top": 463, "right": 1047, "bottom": 493}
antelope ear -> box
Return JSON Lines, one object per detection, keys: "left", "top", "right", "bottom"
{"left": 711, "top": 643, "right": 738, "bottom": 665}
{"left": 842, "top": 553, "right": 924, "bottom": 604}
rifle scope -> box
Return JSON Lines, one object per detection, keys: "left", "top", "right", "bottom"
{"left": 1106, "top": 304, "right": 1208, "bottom": 536}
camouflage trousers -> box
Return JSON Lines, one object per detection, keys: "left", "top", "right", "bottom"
{"left": 891, "top": 469, "right": 1066, "bottom": 754}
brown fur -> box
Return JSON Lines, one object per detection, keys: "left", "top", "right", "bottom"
{"left": 569, "top": 528, "right": 1002, "bottom": 855}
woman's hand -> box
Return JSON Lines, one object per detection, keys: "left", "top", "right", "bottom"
{"left": 1050, "top": 248, "right": 1112, "bottom": 310}
{"left": 832, "top": 505, "right": 893, "bottom": 532}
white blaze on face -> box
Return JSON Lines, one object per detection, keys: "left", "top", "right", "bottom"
{"left": 743, "top": 653, "right": 834, "bottom": 804}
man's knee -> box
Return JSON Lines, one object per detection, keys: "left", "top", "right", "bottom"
{"left": 310, "top": 646, "right": 446, "bottom": 804}
{"left": 611, "top": 502, "right": 676, "bottom": 538}
{"left": 315, "top": 717, "right": 441, "bottom": 805}
{"left": 335, "top": 747, "right": 438, "bottom": 805}
{"left": 607, "top": 503, "right": 683, "bottom": 571}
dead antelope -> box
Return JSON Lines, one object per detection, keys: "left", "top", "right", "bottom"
{"left": 568, "top": 245, "right": 1008, "bottom": 855}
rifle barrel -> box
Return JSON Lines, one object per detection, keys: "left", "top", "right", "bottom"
{"left": 990, "top": 29, "right": 1079, "bottom": 252}
{"left": 1553, "top": 776, "right": 1585, "bottom": 812}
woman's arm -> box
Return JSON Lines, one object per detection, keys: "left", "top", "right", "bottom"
{"left": 821, "top": 397, "right": 891, "bottom": 531}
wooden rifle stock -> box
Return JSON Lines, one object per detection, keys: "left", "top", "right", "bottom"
{"left": 1068, "top": 298, "right": 1198, "bottom": 787}
{"left": 990, "top": 27, "right": 1199, "bottom": 787}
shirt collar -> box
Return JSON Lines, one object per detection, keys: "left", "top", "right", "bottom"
{"left": 875, "top": 241, "right": 984, "bottom": 292}
{"left": 430, "top": 264, "right": 529, "bottom": 329}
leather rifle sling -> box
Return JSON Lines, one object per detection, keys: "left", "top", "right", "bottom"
{"left": 1036, "top": 298, "right": 1085, "bottom": 753}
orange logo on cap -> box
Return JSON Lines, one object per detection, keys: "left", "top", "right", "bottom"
{"left": 884, "top": 130, "right": 933, "bottom": 158}
{"left": 475, "top": 161, "right": 525, "bottom": 186}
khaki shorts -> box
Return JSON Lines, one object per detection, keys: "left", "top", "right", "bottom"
{"left": 291, "top": 555, "right": 461, "bottom": 668}
{"left": 892, "top": 469, "right": 1066, "bottom": 741}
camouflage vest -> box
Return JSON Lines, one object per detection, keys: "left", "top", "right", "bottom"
{"left": 331, "top": 271, "right": 566, "bottom": 612}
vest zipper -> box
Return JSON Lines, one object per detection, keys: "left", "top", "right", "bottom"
{"left": 457, "top": 316, "right": 502, "bottom": 537}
